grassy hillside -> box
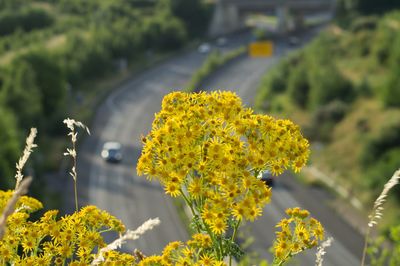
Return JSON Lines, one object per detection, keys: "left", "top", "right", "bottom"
{"left": 255, "top": 10, "right": 400, "bottom": 231}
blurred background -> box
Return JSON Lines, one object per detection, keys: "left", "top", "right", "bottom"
{"left": 0, "top": 0, "right": 399, "bottom": 264}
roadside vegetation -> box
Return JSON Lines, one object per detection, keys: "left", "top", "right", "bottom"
{"left": 186, "top": 47, "right": 246, "bottom": 92}
{"left": 0, "top": 0, "right": 211, "bottom": 201}
{"left": 255, "top": 2, "right": 400, "bottom": 235}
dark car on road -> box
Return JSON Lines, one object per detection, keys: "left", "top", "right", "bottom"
{"left": 260, "top": 170, "right": 275, "bottom": 187}
{"left": 101, "top": 142, "right": 123, "bottom": 163}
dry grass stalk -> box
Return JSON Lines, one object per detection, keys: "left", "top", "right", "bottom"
{"left": 0, "top": 177, "right": 33, "bottom": 240}
{"left": 15, "top": 128, "right": 37, "bottom": 189}
{"left": 91, "top": 217, "right": 161, "bottom": 265}
{"left": 315, "top": 237, "right": 333, "bottom": 266}
{"left": 63, "top": 118, "right": 90, "bottom": 211}
{"left": 361, "top": 168, "right": 400, "bottom": 266}
{"left": 63, "top": 118, "right": 90, "bottom": 138}
{"left": 368, "top": 169, "right": 400, "bottom": 228}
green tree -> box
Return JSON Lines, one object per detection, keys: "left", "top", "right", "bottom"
{"left": 0, "top": 60, "right": 42, "bottom": 129}
{"left": 60, "top": 33, "right": 111, "bottom": 85}
{"left": 355, "top": 0, "right": 400, "bottom": 14}
{"left": 0, "top": 7, "right": 54, "bottom": 36}
{"left": 381, "top": 35, "right": 400, "bottom": 107}
{"left": 287, "top": 63, "right": 309, "bottom": 108}
{"left": 382, "top": 63, "right": 400, "bottom": 108}
{"left": 307, "top": 63, "right": 354, "bottom": 109}
{"left": 157, "top": 13, "right": 187, "bottom": 50}
{"left": 0, "top": 0, "right": 28, "bottom": 9}
{"left": 94, "top": 19, "right": 144, "bottom": 59}
{"left": 305, "top": 38, "right": 354, "bottom": 110}
{"left": 336, "top": 0, "right": 400, "bottom": 15}
{"left": 19, "top": 50, "right": 67, "bottom": 128}
{"left": 58, "top": 0, "right": 99, "bottom": 15}
{"left": 142, "top": 12, "right": 187, "bottom": 51}
{"left": 159, "top": 0, "right": 210, "bottom": 37}
{"left": 0, "top": 107, "right": 21, "bottom": 189}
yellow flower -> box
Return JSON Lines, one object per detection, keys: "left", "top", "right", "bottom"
{"left": 232, "top": 204, "right": 245, "bottom": 221}
{"left": 199, "top": 253, "right": 215, "bottom": 265}
{"left": 273, "top": 207, "right": 325, "bottom": 264}
{"left": 201, "top": 207, "right": 215, "bottom": 224}
{"left": 182, "top": 246, "right": 194, "bottom": 257}
{"left": 163, "top": 241, "right": 182, "bottom": 257}
{"left": 58, "top": 244, "right": 74, "bottom": 258}
{"left": 247, "top": 206, "right": 262, "bottom": 221}
{"left": 7, "top": 212, "right": 29, "bottom": 230}
{"left": 0, "top": 246, "right": 13, "bottom": 262}
{"left": 138, "top": 255, "right": 163, "bottom": 265}
{"left": 295, "top": 224, "right": 309, "bottom": 240}
{"left": 312, "top": 222, "right": 325, "bottom": 241}
{"left": 164, "top": 182, "right": 181, "bottom": 197}
{"left": 209, "top": 218, "right": 226, "bottom": 235}
{"left": 274, "top": 239, "right": 290, "bottom": 259}
{"left": 188, "top": 178, "right": 203, "bottom": 199}
{"left": 22, "top": 238, "right": 35, "bottom": 254}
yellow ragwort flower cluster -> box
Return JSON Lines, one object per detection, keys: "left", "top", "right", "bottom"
{"left": 137, "top": 91, "right": 310, "bottom": 235}
{"left": 273, "top": 207, "right": 325, "bottom": 263}
{"left": 139, "top": 233, "right": 226, "bottom": 266}
{"left": 0, "top": 190, "right": 134, "bottom": 265}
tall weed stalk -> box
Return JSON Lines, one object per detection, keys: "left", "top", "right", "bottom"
{"left": 63, "top": 118, "right": 90, "bottom": 211}
{"left": 361, "top": 169, "right": 400, "bottom": 266}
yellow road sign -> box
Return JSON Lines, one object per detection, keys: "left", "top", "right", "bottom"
{"left": 249, "top": 41, "right": 273, "bottom": 57}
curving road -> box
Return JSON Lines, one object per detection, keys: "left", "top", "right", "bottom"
{"left": 71, "top": 31, "right": 364, "bottom": 264}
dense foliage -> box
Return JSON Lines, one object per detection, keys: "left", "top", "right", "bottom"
{"left": 0, "top": 7, "right": 54, "bottom": 36}
{"left": 0, "top": 108, "right": 20, "bottom": 188}
{"left": 337, "top": 0, "right": 400, "bottom": 16}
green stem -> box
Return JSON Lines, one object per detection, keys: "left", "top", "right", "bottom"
{"left": 74, "top": 179, "right": 78, "bottom": 212}
{"left": 361, "top": 227, "right": 371, "bottom": 266}
{"left": 231, "top": 220, "right": 241, "bottom": 243}
{"left": 229, "top": 219, "right": 241, "bottom": 266}
{"left": 276, "top": 252, "right": 292, "bottom": 266}
{"left": 99, "top": 228, "right": 113, "bottom": 234}
{"left": 180, "top": 189, "right": 194, "bottom": 214}
{"left": 33, "top": 237, "right": 45, "bottom": 257}
{"left": 180, "top": 189, "right": 201, "bottom": 233}
{"left": 180, "top": 188, "right": 223, "bottom": 260}
{"left": 204, "top": 223, "right": 222, "bottom": 260}
{"left": 73, "top": 138, "right": 78, "bottom": 212}
{"left": 218, "top": 236, "right": 224, "bottom": 260}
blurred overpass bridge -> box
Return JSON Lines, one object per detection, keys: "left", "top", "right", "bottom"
{"left": 209, "top": 0, "right": 336, "bottom": 36}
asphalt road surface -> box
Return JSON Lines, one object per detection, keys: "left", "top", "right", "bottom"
{"left": 70, "top": 31, "right": 364, "bottom": 264}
